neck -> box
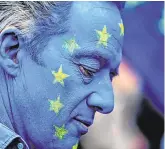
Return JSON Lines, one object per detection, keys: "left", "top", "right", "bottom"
{"left": 0, "top": 68, "right": 14, "bottom": 130}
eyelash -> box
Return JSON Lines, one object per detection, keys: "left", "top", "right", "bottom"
{"left": 78, "top": 65, "right": 118, "bottom": 83}
{"left": 110, "top": 71, "right": 118, "bottom": 81}
{"left": 79, "top": 65, "right": 96, "bottom": 78}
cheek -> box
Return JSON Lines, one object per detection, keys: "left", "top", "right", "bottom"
{"left": 13, "top": 58, "right": 89, "bottom": 144}
{"left": 54, "top": 65, "right": 91, "bottom": 114}
{"left": 20, "top": 57, "right": 87, "bottom": 116}
{"left": 13, "top": 60, "right": 63, "bottom": 120}
{"left": 58, "top": 70, "right": 84, "bottom": 107}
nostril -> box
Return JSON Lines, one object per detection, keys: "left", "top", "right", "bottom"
{"left": 88, "top": 105, "right": 103, "bottom": 112}
{"left": 93, "top": 105, "right": 114, "bottom": 114}
{"left": 93, "top": 106, "right": 103, "bottom": 112}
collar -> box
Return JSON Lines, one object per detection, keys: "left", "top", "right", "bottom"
{"left": 0, "top": 123, "right": 29, "bottom": 149}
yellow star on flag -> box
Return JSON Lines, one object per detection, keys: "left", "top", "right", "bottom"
{"left": 96, "top": 25, "right": 111, "bottom": 47}
{"left": 48, "top": 96, "right": 64, "bottom": 114}
{"left": 54, "top": 125, "right": 68, "bottom": 140}
{"left": 72, "top": 143, "right": 78, "bottom": 149}
{"left": 52, "top": 65, "right": 69, "bottom": 86}
{"left": 118, "top": 20, "right": 124, "bottom": 36}
{"left": 63, "top": 38, "right": 80, "bottom": 54}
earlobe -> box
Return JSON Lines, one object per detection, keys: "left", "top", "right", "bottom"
{"left": 0, "top": 27, "right": 23, "bottom": 77}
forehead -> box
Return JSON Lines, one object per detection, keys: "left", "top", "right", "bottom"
{"left": 44, "top": 2, "right": 123, "bottom": 69}
{"left": 67, "top": 2, "right": 123, "bottom": 66}
{"left": 69, "top": 2, "right": 122, "bottom": 44}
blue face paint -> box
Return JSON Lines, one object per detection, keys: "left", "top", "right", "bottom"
{"left": 8, "top": 2, "right": 123, "bottom": 148}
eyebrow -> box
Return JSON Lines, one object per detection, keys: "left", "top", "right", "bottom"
{"left": 73, "top": 44, "right": 118, "bottom": 62}
{"left": 73, "top": 49, "right": 110, "bottom": 61}
{"left": 72, "top": 48, "right": 120, "bottom": 73}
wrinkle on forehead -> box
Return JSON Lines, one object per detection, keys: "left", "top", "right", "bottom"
{"left": 71, "top": 1, "right": 121, "bottom": 23}
{"left": 88, "top": 6, "right": 120, "bottom": 20}
{"left": 74, "top": 36, "right": 122, "bottom": 54}
{"left": 72, "top": 1, "right": 119, "bottom": 13}
{"left": 67, "top": 28, "right": 122, "bottom": 56}
{"left": 72, "top": 41, "right": 122, "bottom": 65}
{"left": 65, "top": 1, "right": 123, "bottom": 68}
{"left": 82, "top": 22, "right": 123, "bottom": 47}
{"left": 69, "top": 1, "right": 123, "bottom": 48}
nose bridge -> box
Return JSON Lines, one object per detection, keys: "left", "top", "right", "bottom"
{"left": 87, "top": 78, "right": 114, "bottom": 114}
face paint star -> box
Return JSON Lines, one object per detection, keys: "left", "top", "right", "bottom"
{"left": 48, "top": 96, "right": 64, "bottom": 114}
{"left": 52, "top": 65, "right": 69, "bottom": 86}
{"left": 54, "top": 125, "right": 68, "bottom": 140}
{"left": 96, "top": 25, "right": 111, "bottom": 47}
{"left": 72, "top": 143, "right": 78, "bottom": 149}
{"left": 63, "top": 38, "right": 80, "bottom": 54}
{"left": 118, "top": 20, "right": 124, "bottom": 36}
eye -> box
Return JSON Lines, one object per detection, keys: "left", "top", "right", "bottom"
{"left": 79, "top": 65, "right": 95, "bottom": 78}
{"left": 110, "top": 70, "right": 118, "bottom": 81}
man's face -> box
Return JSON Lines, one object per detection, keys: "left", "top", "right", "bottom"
{"left": 12, "top": 2, "right": 123, "bottom": 149}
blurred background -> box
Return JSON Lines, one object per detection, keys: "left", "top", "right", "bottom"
{"left": 78, "top": 1, "right": 164, "bottom": 149}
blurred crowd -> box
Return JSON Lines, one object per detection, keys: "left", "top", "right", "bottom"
{"left": 78, "top": 2, "right": 164, "bottom": 149}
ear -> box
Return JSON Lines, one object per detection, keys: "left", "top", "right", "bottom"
{"left": 0, "top": 27, "right": 23, "bottom": 77}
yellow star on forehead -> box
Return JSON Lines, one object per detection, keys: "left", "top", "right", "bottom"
{"left": 52, "top": 65, "right": 69, "bottom": 86}
{"left": 54, "top": 125, "right": 68, "bottom": 140}
{"left": 63, "top": 38, "right": 80, "bottom": 54}
{"left": 48, "top": 96, "right": 64, "bottom": 114}
{"left": 72, "top": 143, "right": 78, "bottom": 149}
{"left": 118, "top": 20, "right": 124, "bottom": 36}
{"left": 96, "top": 25, "right": 111, "bottom": 47}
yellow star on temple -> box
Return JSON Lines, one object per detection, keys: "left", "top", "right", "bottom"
{"left": 48, "top": 96, "right": 64, "bottom": 114}
{"left": 72, "top": 143, "right": 78, "bottom": 149}
{"left": 118, "top": 20, "right": 124, "bottom": 36}
{"left": 63, "top": 38, "right": 80, "bottom": 54}
{"left": 54, "top": 125, "right": 68, "bottom": 140}
{"left": 96, "top": 25, "right": 111, "bottom": 47}
{"left": 52, "top": 65, "right": 69, "bottom": 86}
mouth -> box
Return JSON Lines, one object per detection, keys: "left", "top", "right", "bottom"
{"left": 72, "top": 117, "right": 93, "bottom": 135}
{"left": 73, "top": 117, "right": 93, "bottom": 128}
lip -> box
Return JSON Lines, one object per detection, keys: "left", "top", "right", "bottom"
{"left": 73, "top": 117, "right": 93, "bottom": 135}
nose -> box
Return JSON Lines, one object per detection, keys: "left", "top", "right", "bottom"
{"left": 87, "top": 91, "right": 114, "bottom": 114}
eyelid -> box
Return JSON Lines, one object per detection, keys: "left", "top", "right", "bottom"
{"left": 81, "top": 65, "right": 99, "bottom": 73}
{"left": 79, "top": 58, "right": 101, "bottom": 70}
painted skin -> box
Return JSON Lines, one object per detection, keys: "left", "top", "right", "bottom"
{"left": 1, "top": 2, "right": 123, "bottom": 149}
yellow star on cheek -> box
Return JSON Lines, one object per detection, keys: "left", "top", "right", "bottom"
{"left": 52, "top": 65, "right": 69, "bottom": 86}
{"left": 48, "top": 96, "right": 64, "bottom": 114}
{"left": 96, "top": 25, "right": 111, "bottom": 47}
{"left": 63, "top": 38, "right": 80, "bottom": 54}
{"left": 54, "top": 125, "right": 68, "bottom": 140}
{"left": 118, "top": 20, "right": 124, "bottom": 36}
{"left": 72, "top": 143, "right": 78, "bottom": 149}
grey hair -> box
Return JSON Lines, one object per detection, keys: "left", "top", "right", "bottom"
{"left": 0, "top": 1, "right": 124, "bottom": 62}
{"left": 0, "top": 1, "right": 72, "bottom": 60}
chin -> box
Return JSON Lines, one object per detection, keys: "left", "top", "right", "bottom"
{"left": 28, "top": 121, "right": 82, "bottom": 149}
{"left": 32, "top": 135, "right": 79, "bottom": 149}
